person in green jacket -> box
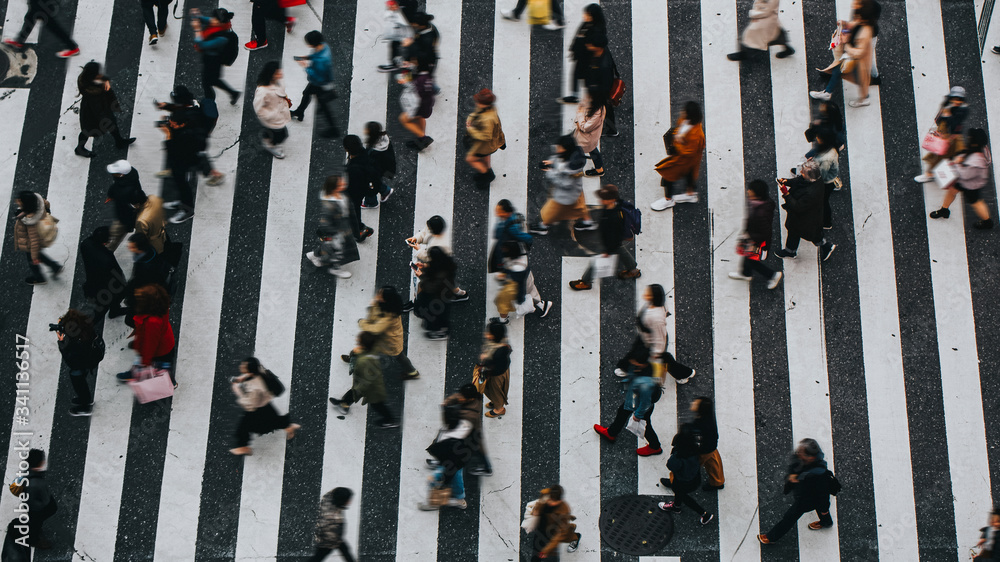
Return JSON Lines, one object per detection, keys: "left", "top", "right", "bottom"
{"left": 329, "top": 332, "right": 399, "bottom": 428}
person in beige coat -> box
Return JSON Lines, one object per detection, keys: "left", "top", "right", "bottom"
{"left": 573, "top": 86, "right": 607, "bottom": 177}
{"left": 14, "top": 191, "right": 62, "bottom": 285}
{"left": 341, "top": 287, "right": 420, "bottom": 380}
{"left": 810, "top": 0, "right": 879, "bottom": 108}
{"left": 229, "top": 357, "right": 299, "bottom": 456}
{"left": 465, "top": 88, "right": 506, "bottom": 189}
{"left": 132, "top": 192, "right": 167, "bottom": 254}
{"left": 727, "top": 0, "right": 794, "bottom": 61}
{"left": 253, "top": 60, "right": 293, "bottom": 159}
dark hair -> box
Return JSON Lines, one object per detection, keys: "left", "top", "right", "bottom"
{"left": 212, "top": 8, "right": 233, "bottom": 23}
{"left": 128, "top": 232, "right": 151, "bottom": 252}
{"left": 358, "top": 331, "right": 378, "bottom": 351}
{"left": 171, "top": 84, "right": 195, "bottom": 106}
{"left": 305, "top": 30, "right": 324, "bottom": 47}
{"left": 425, "top": 246, "right": 456, "bottom": 279}
{"left": 487, "top": 320, "right": 507, "bottom": 341}
{"left": 555, "top": 134, "right": 579, "bottom": 159}
{"left": 694, "top": 396, "right": 715, "bottom": 420}
{"left": 458, "top": 383, "right": 480, "bottom": 400}
{"left": 323, "top": 175, "right": 342, "bottom": 195}
{"left": 256, "top": 61, "right": 281, "bottom": 87}
{"left": 583, "top": 3, "right": 606, "bottom": 30}
{"left": 128, "top": 189, "right": 150, "bottom": 206}
{"left": 545, "top": 484, "right": 564, "bottom": 501}
{"left": 426, "top": 215, "right": 446, "bottom": 235}
{"left": 134, "top": 284, "right": 171, "bottom": 316}
{"left": 586, "top": 32, "right": 608, "bottom": 49}
{"left": 815, "top": 128, "right": 838, "bottom": 152}
{"left": 343, "top": 134, "right": 364, "bottom": 157}
{"left": 18, "top": 191, "right": 38, "bottom": 215}
{"left": 585, "top": 85, "right": 606, "bottom": 119}
{"left": 671, "top": 431, "right": 699, "bottom": 457}
{"left": 496, "top": 199, "right": 514, "bottom": 213}
{"left": 647, "top": 284, "right": 665, "bottom": 307}
{"left": 365, "top": 121, "right": 386, "bottom": 149}
{"left": 78, "top": 62, "right": 101, "bottom": 94}
{"left": 855, "top": 0, "right": 879, "bottom": 22}
{"left": 61, "top": 309, "right": 94, "bottom": 341}
{"left": 378, "top": 286, "right": 404, "bottom": 315}
{"left": 684, "top": 101, "right": 703, "bottom": 125}
{"left": 27, "top": 449, "right": 44, "bottom": 469}
{"left": 410, "top": 12, "right": 434, "bottom": 26}
{"left": 331, "top": 487, "right": 353, "bottom": 508}
{"left": 748, "top": 179, "right": 770, "bottom": 201}
{"left": 798, "top": 438, "right": 822, "bottom": 457}
{"left": 243, "top": 356, "right": 264, "bottom": 375}
{"left": 90, "top": 226, "right": 111, "bottom": 245}
{"left": 966, "top": 128, "right": 988, "bottom": 154}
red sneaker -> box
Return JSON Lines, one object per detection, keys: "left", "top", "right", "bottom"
{"left": 593, "top": 424, "right": 616, "bottom": 441}
{"left": 636, "top": 445, "right": 662, "bottom": 456}
{"left": 3, "top": 38, "right": 24, "bottom": 49}
{"left": 244, "top": 40, "right": 268, "bottom": 51}
{"left": 285, "top": 17, "right": 296, "bottom": 33}
{"left": 57, "top": 47, "right": 80, "bottom": 58}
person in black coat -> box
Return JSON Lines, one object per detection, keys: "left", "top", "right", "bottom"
{"left": 560, "top": 4, "right": 606, "bottom": 103}
{"left": 6, "top": 449, "right": 59, "bottom": 550}
{"left": 122, "top": 233, "right": 172, "bottom": 321}
{"left": 344, "top": 135, "right": 376, "bottom": 241}
{"left": 657, "top": 431, "right": 715, "bottom": 526}
{"left": 405, "top": 12, "right": 439, "bottom": 75}
{"left": 157, "top": 85, "right": 208, "bottom": 224}
{"left": 571, "top": 184, "right": 639, "bottom": 290}
{"left": 729, "top": 180, "right": 782, "bottom": 289}
{"left": 80, "top": 227, "right": 127, "bottom": 318}
{"left": 4, "top": 0, "right": 80, "bottom": 57}
{"left": 774, "top": 173, "right": 836, "bottom": 261}
{"left": 684, "top": 397, "right": 725, "bottom": 491}
{"left": 75, "top": 62, "right": 135, "bottom": 158}
{"left": 580, "top": 33, "right": 618, "bottom": 137}
{"left": 105, "top": 161, "right": 144, "bottom": 250}
{"left": 57, "top": 309, "right": 104, "bottom": 416}
{"left": 759, "top": 438, "right": 835, "bottom": 544}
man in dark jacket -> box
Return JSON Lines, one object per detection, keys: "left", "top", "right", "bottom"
{"left": 404, "top": 12, "right": 439, "bottom": 75}
{"left": 728, "top": 180, "right": 782, "bottom": 289}
{"left": 123, "top": 233, "right": 173, "bottom": 320}
{"left": 3, "top": 0, "right": 80, "bottom": 57}
{"left": 105, "top": 160, "right": 144, "bottom": 250}
{"left": 570, "top": 184, "right": 639, "bottom": 291}
{"left": 581, "top": 34, "right": 618, "bottom": 137}
{"left": 158, "top": 85, "right": 208, "bottom": 224}
{"left": 7, "top": 449, "right": 59, "bottom": 550}
{"left": 80, "top": 227, "right": 127, "bottom": 318}
{"left": 773, "top": 174, "right": 836, "bottom": 261}
{"left": 758, "top": 438, "right": 835, "bottom": 544}
{"left": 344, "top": 135, "right": 376, "bottom": 241}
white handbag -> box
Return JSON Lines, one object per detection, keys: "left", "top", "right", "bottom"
{"left": 521, "top": 500, "right": 539, "bottom": 533}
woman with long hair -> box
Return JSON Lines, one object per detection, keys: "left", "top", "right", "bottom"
{"left": 657, "top": 430, "right": 715, "bottom": 526}
{"left": 574, "top": 85, "right": 607, "bottom": 177}
{"left": 687, "top": 397, "right": 725, "bottom": 491}
{"left": 253, "top": 60, "right": 292, "bottom": 158}
{"left": 651, "top": 101, "right": 706, "bottom": 211}
{"left": 75, "top": 61, "right": 135, "bottom": 158}
{"left": 230, "top": 357, "right": 300, "bottom": 456}
{"left": 559, "top": 3, "right": 606, "bottom": 103}
{"left": 364, "top": 121, "right": 397, "bottom": 205}
{"left": 929, "top": 127, "right": 994, "bottom": 229}
{"left": 414, "top": 246, "right": 457, "bottom": 340}
{"left": 117, "top": 284, "right": 177, "bottom": 386}
{"left": 809, "top": 0, "right": 880, "bottom": 108}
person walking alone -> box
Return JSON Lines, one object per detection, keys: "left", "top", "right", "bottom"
{"left": 244, "top": 0, "right": 291, "bottom": 51}
{"left": 559, "top": 4, "right": 606, "bottom": 104}
{"left": 726, "top": 0, "right": 794, "bottom": 61}
{"left": 105, "top": 160, "right": 143, "bottom": 250}
{"left": 364, "top": 121, "right": 396, "bottom": 206}
{"left": 57, "top": 309, "right": 104, "bottom": 417}
{"left": 465, "top": 88, "right": 506, "bottom": 189}
{"left": 305, "top": 174, "right": 359, "bottom": 278}
{"left": 574, "top": 86, "right": 607, "bottom": 177}
{"left": 728, "top": 180, "right": 782, "bottom": 289}
{"left": 142, "top": 0, "right": 172, "bottom": 45}
{"left": 569, "top": 184, "right": 640, "bottom": 291}
{"left": 2, "top": 0, "right": 80, "bottom": 57}
{"left": 527, "top": 485, "right": 582, "bottom": 559}
{"left": 774, "top": 170, "right": 837, "bottom": 261}
{"left": 651, "top": 101, "right": 706, "bottom": 211}
{"left": 253, "top": 61, "right": 293, "bottom": 159}
{"left": 310, "top": 487, "right": 356, "bottom": 561}
{"left": 80, "top": 227, "right": 127, "bottom": 318}
{"left": 613, "top": 284, "right": 695, "bottom": 384}
{"left": 758, "top": 438, "right": 836, "bottom": 544}
{"left": 229, "top": 357, "right": 301, "bottom": 456}
{"left": 529, "top": 135, "right": 597, "bottom": 235}
{"left": 290, "top": 31, "right": 340, "bottom": 138}
{"left": 191, "top": 8, "right": 241, "bottom": 104}
{"left": 116, "top": 284, "right": 177, "bottom": 386}
{"left": 343, "top": 135, "right": 377, "bottom": 237}
{"left": 13, "top": 191, "right": 62, "bottom": 286}
{"left": 914, "top": 86, "right": 970, "bottom": 184}
{"left": 478, "top": 321, "right": 512, "bottom": 418}
{"left": 657, "top": 431, "right": 715, "bottom": 526}
{"left": 398, "top": 68, "right": 436, "bottom": 150}
{"left": 74, "top": 62, "right": 136, "bottom": 158}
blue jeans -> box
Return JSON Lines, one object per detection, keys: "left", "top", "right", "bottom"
{"left": 435, "top": 466, "right": 466, "bottom": 500}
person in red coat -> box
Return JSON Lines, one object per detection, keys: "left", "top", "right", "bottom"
{"left": 117, "top": 284, "right": 177, "bottom": 386}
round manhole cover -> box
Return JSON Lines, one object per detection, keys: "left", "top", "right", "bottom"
{"left": 599, "top": 494, "right": 673, "bottom": 555}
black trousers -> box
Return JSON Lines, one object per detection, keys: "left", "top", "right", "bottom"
{"left": 661, "top": 172, "right": 696, "bottom": 197}
{"left": 512, "top": 0, "right": 564, "bottom": 24}
{"left": 607, "top": 404, "right": 661, "bottom": 450}
{"left": 263, "top": 126, "right": 289, "bottom": 145}
{"left": 309, "top": 542, "right": 355, "bottom": 562}
{"left": 741, "top": 256, "right": 775, "bottom": 279}
{"left": 16, "top": 1, "right": 77, "bottom": 49}
{"left": 603, "top": 99, "right": 618, "bottom": 134}
{"left": 765, "top": 499, "right": 833, "bottom": 541}
{"left": 235, "top": 403, "right": 291, "bottom": 447}
{"left": 415, "top": 290, "right": 450, "bottom": 331}
{"left": 293, "top": 83, "right": 338, "bottom": 131}
{"left": 671, "top": 478, "right": 707, "bottom": 514}
{"left": 141, "top": 0, "right": 171, "bottom": 35}
{"left": 822, "top": 181, "right": 835, "bottom": 228}
{"left": 341, "top": 389, "right": 395, "bottom": 423}
{"left": 201, "top": 57, "right": 238, "bottom": 101}
{"left": 250, "top": 1, "right": 286, "bottom": 43}
{"left": 25, "top": 251, "right": 60, "bottom": 280}
{"left": 69, "top": 368, "right": 95, "bottom": 404}
{"left": 168, "top": 154, "right": 197, "bottom": 209}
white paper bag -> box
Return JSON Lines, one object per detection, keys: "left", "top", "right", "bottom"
{"left": 521, "top": 500, "right": 539, "bottom": 533}
{"left": 932, "top": 160, "right": 958, "bottom": 189}
{"left": 592, "top": 254, "right": 619, "bottom": 279}
{"left": 625, "top": 416, "right": 647, "bottom": 439}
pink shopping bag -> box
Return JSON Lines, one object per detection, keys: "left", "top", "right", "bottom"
{"left": 921, "top": 129, "right": 950, "bottom": 156}
{"left": 127, "top": 366, "right": 175, "bottom": 404}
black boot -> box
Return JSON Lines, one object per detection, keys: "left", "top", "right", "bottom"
{"left": 776, "top": 45, "right": 795, "bottom": 59}
{"left": 75, "top": 133, "right": 93, "bottom": 158}
{"left": 726, "top": 49, "right": 747, "bottom": 61}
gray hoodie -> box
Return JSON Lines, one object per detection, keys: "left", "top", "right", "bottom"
{"left": 545, "top": 149, "right": 587, "bottom": 205}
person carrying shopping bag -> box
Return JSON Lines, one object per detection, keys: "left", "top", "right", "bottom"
{"left": 594, "top": 342, "right": 664, "bottom": 456}
{"left": 928, "top": 128, "right": 994, "bottom": 230}
{"left": 915, "top": 86, "right": 970, "bottom": 184}
{"left": 728, "top": 180, "right": 783, "bottom": 289}
{"left": 569, "top": 184, "right": 640, "bottom": 291}
{"left": 229, "top": 357, "right": 300, "bottom": 456}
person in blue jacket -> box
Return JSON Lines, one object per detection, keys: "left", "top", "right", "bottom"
{"left": 190, "top": 8, "right": 241, "bottom": 105}
{"left": 488, "top": 199, "right": 533, "bottom": 273}
{"left": 290, "top": 30, "right": 340, "bottom": 138}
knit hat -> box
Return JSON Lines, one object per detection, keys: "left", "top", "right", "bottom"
{"left": 948, "top": 86, "right": 966, "bottom": 99}
{"left": 474, "top": 88, "right": 496, "bottom": 105}
{"left": 106, "top": 160, "right": 132, "bottom": 175}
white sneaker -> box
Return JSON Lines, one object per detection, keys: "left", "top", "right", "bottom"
{"left": 261, "top": 138, "right": 286, "bottom": 159}
{"left": 500, "top": 9, "right": 518, "bottom": 20}
{"left": 809, "top": 90, "right": 832, "bottom": 101}
{"left": 848, "top": 97, "right": 870, "bottom": 108}
{"left": 328, "top": 267, "right": 352, "bottom": 279}
{"left": 447, "top": 498, "right": 468, "bottom": 509}
{"left": 305, "top": 251, "right": 324, "bottom": 267}
{"left": 614, "top": 368, "right": 628, "bottom": 378}
{"left": 163, "top": 200, "right": 181, "bottom": 209}
{"left": 767, "top": 271, "right": 784, "bottom": 290}
{"left": 650, "top": 197, "right": 675, "bottom": 211}
{"left": 676, "top": 369, "right": 696, "bottom": 385}
{"left": 673, "top": 193, "right": 699, "bottom": 204}
{"left": 728, "top": 272, "right": 752, "bottom": 281}
{"left": 914, "top": 174, "right": 934, "bottom": 183}
{"left": 543, "top": 22, "right": 563, "bottom": 30}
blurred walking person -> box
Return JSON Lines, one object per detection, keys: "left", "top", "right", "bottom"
{"left": 229, "top": 357, "right": 300, "bottom": 456}
{"left": 310, "top": 487, "right": 355, "bottom": 561}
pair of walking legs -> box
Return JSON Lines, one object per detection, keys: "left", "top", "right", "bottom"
{"left": 340, "top": 389, "right": 395, "bottom": 424}
{"left": 606, "top": 405, "right": 661, "bottom": 449}
{"left": 581, "top": 244, "right": 637, "bottom": 284}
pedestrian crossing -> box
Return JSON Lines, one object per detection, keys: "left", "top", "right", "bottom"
{"left": 0, "top": 0, "right": 998, "bottom": 560}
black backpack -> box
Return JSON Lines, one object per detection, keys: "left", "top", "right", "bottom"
{"left": 261, "top": 370, "right": 285, "bottom": 397}
{"left": 89, "top": 335, "right": 106, "bottom": 365}
{"left": 210, "top": 29, "right": 240, "bottom": 67}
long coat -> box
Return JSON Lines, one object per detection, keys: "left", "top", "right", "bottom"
{"left": 655, "top": 122, "right": 706, "bottom": 183}
{"left": 740, "top": 0, "right": 782, "bottom": 51}
{"left": 466, "top": 106, "right": 505, "bottom": 157}
{"left": 573, "top": 102, "right": 605, "bottom": 153}
{"left": 79, "top": 78, "right": 119, "bottom": 137}
{"left": 781, "top": 177, "right": 825, "bottom": 243}
{"left": 358, "top": 301, "right": 404, "bottom": 356}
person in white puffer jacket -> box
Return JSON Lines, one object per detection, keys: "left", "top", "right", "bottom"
{"left": 252, "top": 61, "right": 292, "bottom": 159}
{"left": 929, "top": 128, "right": 994, "bottom": 230}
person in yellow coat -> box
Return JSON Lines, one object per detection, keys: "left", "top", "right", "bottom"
{"left": 465, "top": 88, "right": 506, "bottom": 189}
